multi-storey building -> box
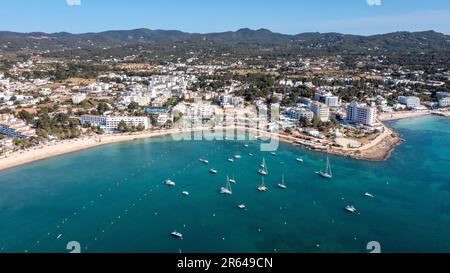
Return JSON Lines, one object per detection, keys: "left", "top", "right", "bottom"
{"left": 346, "top": 102, "right": 376, "bottom": 126}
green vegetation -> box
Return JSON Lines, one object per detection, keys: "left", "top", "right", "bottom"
{"left": 13, "top": 138, "right": 33, "bottom": 149}
{"left": 117, "top": 121, "right": 145, "bottom": 133}
{"left": 35, "top": 110, "right": 81, "bottom": 140}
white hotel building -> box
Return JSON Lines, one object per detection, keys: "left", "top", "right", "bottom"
{"left": 80, "top": 115, "right": 150, "bottom": 132}
{"left": 346, "top": 102, "right": 376, "bottom": 126}
{"left": 310, "top": 102, "right": 330, "bottom": 122}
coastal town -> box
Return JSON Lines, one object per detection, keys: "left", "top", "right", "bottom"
{"left": 1, "top": 51, "right": 450, "bottom": 170}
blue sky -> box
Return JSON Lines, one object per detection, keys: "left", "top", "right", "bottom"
{"left": 1, "top": 0, "right": 450, "bottom": 35}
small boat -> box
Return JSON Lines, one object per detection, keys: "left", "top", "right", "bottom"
{"left": 234, "top": 155, "right": 242, "bottom": 159}
{"left": 296, "top": 158, "right": 304, "bottom": 163}
{"left": 243, "top": 144, "right": 249, "bottom": 148}
{"left": 259, "top": 158, "right": 268, "bottom": 176}
{"left": 271, "top": 152, "right": 277, "bottom": 156}
{"left": 199, "top": 159, "right": 209, "bottom": 164}
{"left": 165, "top": 179, "right": 176, "bottom": 186}
{"left": 344, "top": 206, "right": 357, "bottom": 213}
{"left": 258, "top": 177, "right": 269, "bottom": 192}
{"left": 57, "top": 234, "right": 62, "bottom": 240}
{"left": 228, "top": 158, "right": 235, "bottom": 163}
{"left": 278, "top": 175, "right": 287, "bottom": 189}
{"left": 229, "top": 175, "right": 237, "bottom": 184}
{"left": 249, "top": 153, "right": 254, "bottom": 157}
{"left": 182, "top": 191, "right": 190, "bottom": 196}
{"left": 209, "top": 169, "right": 218, "bottom": 174}
{"left": 171, "top": 231, "right": 183, "bottom": 238}
{"left": 316, "top": 156, "right": 332, "bottom": 179}
{"left": 238, "top": 204, "right": 246, "bottom": 209}
{"left": 220, "top": 176, "right": 233, "bottom": 195}
{"left": 364, "top": 192, "right": 374, "bottom": 198}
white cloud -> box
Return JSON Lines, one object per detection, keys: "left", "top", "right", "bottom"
{"left": 366, "top": 0, "right": 382, "bottom": 6}
{"left": 67, "top": 0, "right": 81, "bottom": 6}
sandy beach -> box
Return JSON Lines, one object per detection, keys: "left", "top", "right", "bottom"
{"left": 0, "top": 129, "right": 185, "bottom": 172}
{"left": 378, "top": 111, "right": 431, "bottom": 121}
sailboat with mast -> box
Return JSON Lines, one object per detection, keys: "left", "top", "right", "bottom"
{"left": 278, "top": 174, "right": 287, "bottom": 189}
{"left": 229, "top": 174, "right": 236, "bottom": 184}
{"left": 316, "top": 156, "right": 332, "bottom": 179}
{"left": 220, "top": 176, "right": 233, "bottom": 195}
{"left": 258, "top": 176, "right": 269, "bottom": 192}
{"left": 259, "top": 158, "right": 268, "bottom": 176}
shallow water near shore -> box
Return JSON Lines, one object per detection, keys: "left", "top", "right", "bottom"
{"left": 0, "top": 116, "right": 450, "bottom": 253}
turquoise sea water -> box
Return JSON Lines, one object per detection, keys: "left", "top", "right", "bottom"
{"left": 0, "top": 116, "right": 450, "bottom": 253}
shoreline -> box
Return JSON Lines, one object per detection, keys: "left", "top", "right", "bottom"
{"left": 0, "top": 113, "right": 444, "bottom": 172}
{"left": 378, "top": 111, "right": 431, "bottom": 121}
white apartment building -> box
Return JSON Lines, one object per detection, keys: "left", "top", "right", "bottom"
{"left": 80, "top": 115, "right": 150, "bottom": 132}
{"left": 286, "top": 108, "right": 314, "bottom": 120}
{"left": 314, "top": 91, "right": 340, "bottom": 108}
{"left": 157, "top": 114, "right": 172, "bottom": 125}
{"left": 72, "top": 93, "right": 87, "bottom": 104}
{"left": 398, "top": 96, "right": 421, "bottom": 108}
{"left": 310, "top": 102, "right": 330, "bottom": 122}
{"left": 346, "top": 102, "right": 376, "bottom": 126}
{"left": 439, "top": 97, "right": 450, "bottom": 107}
{"left": 219, "top": 95, "right": 244, "bottom": 108}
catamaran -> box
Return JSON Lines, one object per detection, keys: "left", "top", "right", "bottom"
{"left": 259, "top": 158, "right": 268, "bottom": 176}
{"left": 278, "top": 175, "right": 287, "bottom": 189}
{"left": 344, "top": 205, "right": 357, "bottom": 213}
{"left": 220, "top": 176, "right": 233, "bottom": 195}
{"left": 165, "top": 179, "right": 176, "bottom": 187}
{"left": 258, "top": 177, "right": 269, "bottom": 192}
{"left": 316, "top": 157, "right": 332, "bottom": 179}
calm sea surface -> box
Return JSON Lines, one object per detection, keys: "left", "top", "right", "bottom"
{"left": 0, "top": 116, "right": 449, "bottom": 253}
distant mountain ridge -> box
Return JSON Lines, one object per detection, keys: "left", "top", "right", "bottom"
{"left": 1, "top": 28, "right": 449, "bottom": 56}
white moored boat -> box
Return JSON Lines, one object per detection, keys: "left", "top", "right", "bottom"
{"left": 344, "top": 206, "right": 357, "bottom": 213}
{"left": 258, "top": 177, "right": 269, "bottom": 192}
{"left": 171, "top": 231, "right": 183, "bottom": 238}
{"left": 199, "top": 159, "right": 209, "bottom": 164}
{"left": 277, "top": 175, "right": 287, "bottom": 189}
{"left": 165, "top": 179, "right": 176, "bottom": 187}
{"left": 259, "top": 158, "right": 268, "bottom": 176}
{"left": 220, "top": 176, "right": 233, "bottom": 195}
{"left": 316, "top": 157, "right": 332, "bottom": 179}
{"left": 229, "top": 175, "right": 236, "bottom": 184}
{"left": 210, "top": 169, "right": 218, "bottom": 174}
